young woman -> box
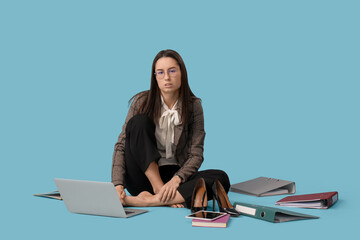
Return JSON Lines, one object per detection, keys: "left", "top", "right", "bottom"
{"left": 111, "top": 49, "right": 238, "bottom": 215}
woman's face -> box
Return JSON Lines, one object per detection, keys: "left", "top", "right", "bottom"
{"left": 154, "top": 57, "right": 181, "bottom": 96}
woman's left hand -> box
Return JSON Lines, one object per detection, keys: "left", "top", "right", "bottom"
{"left": 158, "top": 175, "right": 181, "bottom": 203}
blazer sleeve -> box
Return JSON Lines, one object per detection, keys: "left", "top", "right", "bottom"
{"left": 111, "top": 94, "right": 144, "bottom": 186}
{"left": 176, "top": 98, "right": 206, "bottom": 182}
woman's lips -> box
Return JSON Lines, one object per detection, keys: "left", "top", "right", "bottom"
{"left": 164, "top": 83, "right": 173, "bottom": 87}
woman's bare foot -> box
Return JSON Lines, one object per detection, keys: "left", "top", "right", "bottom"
{"left": 168, "top": 203, "right": 185, "bottom": 208}
{"left": 124, "top": 191, "right": 154, "bottom": 207}
{"left": 142, "top": 194, "right": 185, "bottom": 208}
{"left": 138, "top": 191, "right": 154, "bottom": 199}
{"left": 124, "top": 190, "right": 185, "bottom": 207}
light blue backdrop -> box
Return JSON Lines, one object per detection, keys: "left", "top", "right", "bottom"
{"left": 1, "top": 0, "right": 359, "bottom": 239}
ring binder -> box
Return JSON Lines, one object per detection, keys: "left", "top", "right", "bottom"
{"left": 234, "top": 202, "right": 319, "bottom": 223}
{"left": 230, "top": 177, "right": 296, "bottom": 197}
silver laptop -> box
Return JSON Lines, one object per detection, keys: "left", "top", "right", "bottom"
{"left": 54, "top": 178, "right": 148, "bottom": 218}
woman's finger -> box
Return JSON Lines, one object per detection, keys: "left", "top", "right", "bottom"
{"left": 168, "top": 188, "right": 176, "bottom": 202}
{"left": 171, "top": 188, "right": 176, "bottom": 200}
{"left": 160, "top": 188, "right": 168, "bottom": 202}
{"left": 166, "top": 187, "right": 174, "bottom": 202}
{"left": 158, "top": 188, "right": 165, "bottom": 202}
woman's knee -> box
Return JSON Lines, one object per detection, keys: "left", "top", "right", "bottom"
{"left": 211, "top": 169, "right": 230, "bottom": 192}
{"left": 199, "top": 169, "right": 230, "bottom": 192}
{"left": 126, "top": 114, "right": 155, "bottom": 135}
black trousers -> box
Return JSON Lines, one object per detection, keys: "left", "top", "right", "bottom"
{"left": 124, "top": 114, "right": 230, "bottom": 208}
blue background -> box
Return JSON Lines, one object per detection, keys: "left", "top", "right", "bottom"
{"left": 1, "top": 0, "right": 359, "bottom": 239}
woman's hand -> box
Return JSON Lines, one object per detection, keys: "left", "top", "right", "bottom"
{"left": 115, "top": 185, "right": 126, "bottom": 205}
{"left": 158, "top": 175, "right": 181, "bottom": 203}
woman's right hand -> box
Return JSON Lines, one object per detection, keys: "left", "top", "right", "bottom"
{"left": 115, "top": 185, "right": 126, "bottom": 205}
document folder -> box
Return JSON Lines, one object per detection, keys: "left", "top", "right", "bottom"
{"left": 34, "top": 191, "right": 62, "bottom": 200}
{"left": 230, "top": 177, "right": 295, "bottom": 197}
{"left": 234, "top": 202, "right": 319, "bottom": 223}
{"left": 276, "top": 191, "right": 338, "bottom": 209}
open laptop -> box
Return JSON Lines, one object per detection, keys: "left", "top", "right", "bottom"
{"left": 54, "top": 178, "right": 148, "bottom": 218}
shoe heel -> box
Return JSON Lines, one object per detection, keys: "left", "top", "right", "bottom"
{"left": 212, "top": 179, "right": 241, "bottom": 217}
{"left": 190, "top": 178, "right": 207, "bottom": 213}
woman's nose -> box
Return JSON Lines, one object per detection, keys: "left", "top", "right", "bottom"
{"left": 164, "top": 72, "right": 170, "bottom": 80}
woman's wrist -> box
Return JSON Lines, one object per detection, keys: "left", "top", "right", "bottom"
{"left": 174, "top": 175, "right": 182, "bottom": 184}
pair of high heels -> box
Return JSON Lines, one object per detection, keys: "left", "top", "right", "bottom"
{"left": 190, "top": 178, "right": 240, "bottom": 217}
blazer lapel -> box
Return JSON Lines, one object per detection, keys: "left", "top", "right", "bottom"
{"left": 174, "top": 124, "right": 183, "bottom": 147}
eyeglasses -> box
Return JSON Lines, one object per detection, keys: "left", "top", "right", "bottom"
{"left": 154, "top": 68, "right": 178, "bottom": 79}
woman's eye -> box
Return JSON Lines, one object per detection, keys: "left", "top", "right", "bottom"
{"left": 157, "top": 71, "right": 164, "bottom": 75}
{"left": 169, "top": 69, "right": 176, "bottom": 73}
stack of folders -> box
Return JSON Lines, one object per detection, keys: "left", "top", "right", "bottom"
{"left": 192, "top": 214, "right": 230, "bottom": 228}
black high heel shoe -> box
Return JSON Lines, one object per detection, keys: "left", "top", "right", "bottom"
{"left": 212, "top": 179, "right": 240, "bottom": 217}
{"left": 190, "top": 178, "right": 208, "bottom": 213}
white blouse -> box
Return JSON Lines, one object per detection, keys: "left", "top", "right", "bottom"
{"left": 155, "top": 96, "right": 181, "bottom": 166}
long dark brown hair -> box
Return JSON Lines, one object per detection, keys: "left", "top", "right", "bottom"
{"left": 130, "top": 49, "right": 196, "bottom": 125}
